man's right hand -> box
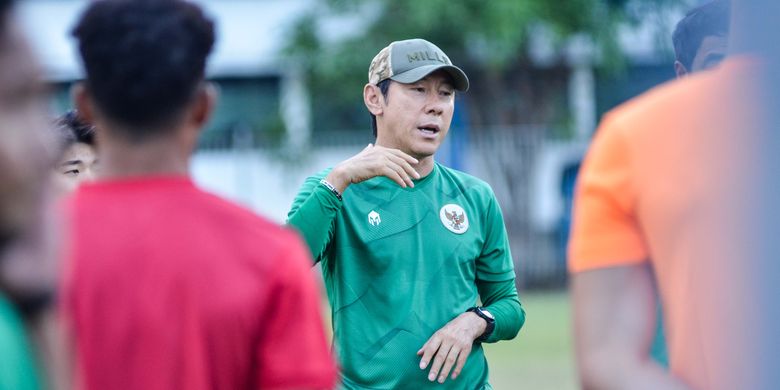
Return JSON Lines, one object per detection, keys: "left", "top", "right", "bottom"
{"left": 325, "top": 144, "right": 420, "bottom": 193}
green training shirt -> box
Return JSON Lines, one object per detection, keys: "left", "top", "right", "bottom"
{"left": 0, "top": 294, "right": 42, "bottom": 390}
{"left": 288, "top": 162, "right": 525, "bottom": 389}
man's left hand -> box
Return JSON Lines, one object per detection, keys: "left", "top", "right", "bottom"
{"left": 416, "top": 311, "right": 487, "bottom": 383}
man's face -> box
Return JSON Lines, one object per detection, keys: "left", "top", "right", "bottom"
{"left": 52, "top": 142, "right": 97, "bottom": 195}
{"left": 690, "top": 35, "right": 728, "bottom": 72}
{"left": 676, "top": 34, "right": 729, "bottom": 77}
{"left": 0, "top": 17, "right": 60, "bottom": 309}
{"left": 376, "top": 71, "right": 455, "bottom": 159}
{"left": 0, "top": 20, "right": 55, "bottom": 243}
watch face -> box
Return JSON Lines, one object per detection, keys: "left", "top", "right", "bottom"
{"left": 479, "top": 308, "right": 495, "bottom": 320}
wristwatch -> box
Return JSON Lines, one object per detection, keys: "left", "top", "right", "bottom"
{"left": 466, "top": 306, "right": 495, "bottom": 342}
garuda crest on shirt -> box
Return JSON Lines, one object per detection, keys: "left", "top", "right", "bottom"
{"left": 446, "top": 210, "right": 466, "bottom": 229}
{"left": 439, "top": 204, "right": 469, "bottom": 234}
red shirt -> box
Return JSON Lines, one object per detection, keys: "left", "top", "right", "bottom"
{"left": 62, "top": 176, "right": 337, "bottom": 390}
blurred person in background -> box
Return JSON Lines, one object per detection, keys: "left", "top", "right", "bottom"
{"left": 51, "top": 110, "right": 97, "bottom": 195}
{"left": 569, "top": 0, "right": 779, "bottom": 388}
{"left": 0, "top": 0, "right": 59, "bottom": 389}
{"left": 64, "top": 0, "right": 337, "bottom": 389}
{"left": 288, "top": 38, "right": 525, "bottom": 389}
{"left": 673, "top": 0, "right": 730, "bottom": 77}
{"left": 645, "top": 0, "right": 731, "bottom": 369}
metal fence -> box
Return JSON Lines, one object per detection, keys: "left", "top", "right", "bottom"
{"left": 197, "top": 125, "right": 585, "bottom": 289}
{"left": 469, "top": 126, "right": 577, "bottom": 289}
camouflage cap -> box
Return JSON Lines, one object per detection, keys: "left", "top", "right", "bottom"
{"left": 368, "top": 38, "right": 469, "bottom": 91}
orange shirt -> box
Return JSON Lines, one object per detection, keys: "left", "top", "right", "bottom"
{"left": 569, "top": 58, "right": 766, "bottom": 389}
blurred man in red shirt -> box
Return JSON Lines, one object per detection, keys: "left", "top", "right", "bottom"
{"left": 63, "top": 1, "right": 337, "bottom": 389}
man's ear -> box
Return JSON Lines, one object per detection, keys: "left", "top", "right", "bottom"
{"left": 364, "top": 83, "right": 384, "bottom": 116}
{"left": 190, "top": 82, "right": 218, "bottom": 128}
{"left": 674, "top": 61, "right": 689, "bottom": 78}
{"left": 71, "top": 82, "right": 95, "bottom": 123}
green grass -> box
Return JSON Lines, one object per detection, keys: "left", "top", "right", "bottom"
{"left": 483, "top": 291, "right": 577, "bottom": 389}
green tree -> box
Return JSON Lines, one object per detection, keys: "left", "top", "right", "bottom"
{"left": 285, "top": 0, "right": 686, "bottom": 133}
{"left": 284, "top": 0, "right": 688, "bottom": 287}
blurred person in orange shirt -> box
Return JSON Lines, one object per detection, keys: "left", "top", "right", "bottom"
{"left": 568, "top": 0, "right": 779, "bottom": 388}
{"left": 646, "top": 0, "right": 731, "bottom": 368}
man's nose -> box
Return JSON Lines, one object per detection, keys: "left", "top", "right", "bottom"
{"left": 425, "top": 96, "right": 444, "bottom": 116}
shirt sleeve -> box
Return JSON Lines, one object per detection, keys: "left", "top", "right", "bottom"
{"left": 286, "top": 170, "right": 341, "bottom": 264}
{"left": 474, "top": 187, "right": 524, "bottom": 342}
{"left": 255, "top": 235, "right": 338, "bottom": 390}
{"left": 475, "top": 188, "right": 516, "bottom": 282}
{"left": 478, "top": 279, "right": 525, "bottom": 343}
{"left": 567, "top": 113, "right": 649, "bottom": 273}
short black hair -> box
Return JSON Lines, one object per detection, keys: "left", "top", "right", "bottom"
{"left": 672, "top": 0, "right": 730, "bottom": 70}
{"left": 55, "top": 110, "right": 95, "bottom": 148}
{"left": 369, "top": 79, "right": 391, "bottom": 138}
{"left": 72, "top": 0, "right": 215, "bottom": 141}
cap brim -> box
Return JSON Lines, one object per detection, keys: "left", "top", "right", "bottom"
{"left": 390, "top": 64, "right": 469, "bottom": 92}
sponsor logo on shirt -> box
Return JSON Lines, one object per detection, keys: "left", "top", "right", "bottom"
{"left": 440, "top": 204, "right": 469, "bottom": 234}
{"left": 368, "top": 210, "right": 381, "bottom": 226}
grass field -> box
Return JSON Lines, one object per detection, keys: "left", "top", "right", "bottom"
{"left": 320, "top": 289, "right": 577, "bottom": 389}
{"left": 483, "top": 291, "right": 577, "bottom": 389}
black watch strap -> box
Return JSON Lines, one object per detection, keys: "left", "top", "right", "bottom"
{"left": 466, "top": 307, "right": 495, "bottom": 342}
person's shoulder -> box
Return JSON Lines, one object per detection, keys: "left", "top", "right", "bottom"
{"left": 199, "top": 189, "right": 309, "bottom": 256}
{"left": 62, "top": 181, "right": 112, "bottom": 219}
{"left": 195, "top": 188, "right": 266, "bottom": 221}
{"left": 190, "top": 188, "right": 312, "bottom": 280}
{"left": 308, "top": 167, "right": 333, "bottom": 182}
{"left": 193, "top": 187, "right": 290, "bottom": 238}
{"left": 296, "top": 167, "right": 333, "bottom": 191}
{"left": 436, "top": 163, "right": 496, "bottom": 199}
{"left": 603, "top": 65, "right": 727, "bottom": 134}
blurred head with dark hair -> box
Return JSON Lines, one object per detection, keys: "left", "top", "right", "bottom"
{"left": 52, "top": 110, "right": 97, "bottom": 194}
{"left": 72, "top": 0, "right": 216, "bottom": 161}
{"left": 0, "top": 0, "right": 54, "bottom": 254}
{"left": 0, "top": 0, "right": 61, "bottom": 319}
{"left": 56, "top": 110, "right": 95, "bottom": 147}
{"left": 673, "top": 0, "right": 730, "bottom": 77}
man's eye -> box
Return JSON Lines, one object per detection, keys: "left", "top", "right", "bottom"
{"left": 64, "top": 170, "right": 79, "bottom": 177}
{"left": 703, "top": 54, "right": 725, "bottom": 70}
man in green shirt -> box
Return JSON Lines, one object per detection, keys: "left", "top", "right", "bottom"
{"left": 288, "top": 38, "right": 525, "bottom": 389}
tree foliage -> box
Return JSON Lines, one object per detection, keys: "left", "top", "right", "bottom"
{"left": 285, "top": 0, "right": 686, "bottom": 131}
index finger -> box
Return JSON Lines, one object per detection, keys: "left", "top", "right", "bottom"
{"left": 379, "top": 166, "right": 410, "bottom": 188}
{"left": 418, "top": 336, "right": 442, "bottom": 370}
{"left": 386, "top": 148, "right": 419, "bottom": 165}
{"left": 386, "top": 154, "right": 420, "bottom": 181}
